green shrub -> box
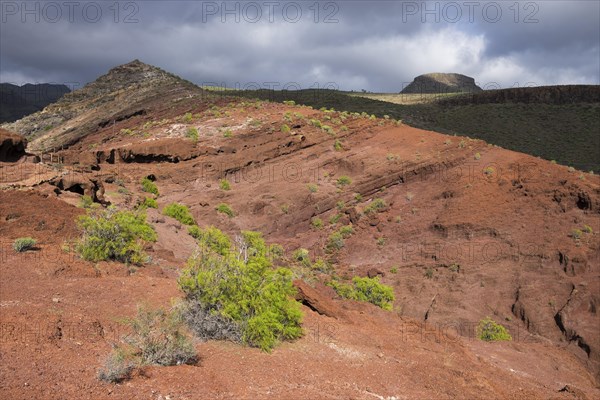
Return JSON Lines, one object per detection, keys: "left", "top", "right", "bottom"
{"left": 182, "top": 112, "right": 193, "bottom": 123}
{"left": 280, "top": 124, "right": 291, "bottom": 133}
{"left": 98, "top": 305, "right": 196, "bottom": 382}
{"left": 307, "top": 184, "right": 318, "bottom": 193}
{"left": 336, "top": 176, "right": 352, "bottom": 187}
{"left": 186, "top": 127, "right": 199, "bottom": 141}
{"left": 215, "top": 203, "right": 235, "bottom": 218}
{"left": 328, "top": 276, "right": 395, "bottom": 310}
{"left": 189, "top": 225, "right": 231, "bottom": 256}
{"left": 13, "top": 237, "right": 36, "bottom": 252}
{"left": 178, "top": 230, "right": 303, "bottom": 351}
{"left": 76, "top": 207, "right": 157, "bottom": 264}
{"left": 223, "top": 130, "right": 233, "bottom": 138}
{"left": 163, "top": 203, "right": 195, "bottom": 225}
{"left": 283, "top": 100, "right": 296, "bottom": 106}
{"left": 138, "top": 197, "right": 158, "bottom": 209}
{"left": 390, "top": 267, "right": 398, "bottom": 274}
{"left": 326, "top": 232, "right": 345, "bottom": 252}
{"left": 141, "top": 177, "right": 159, "bottom": 196}
{"left": 477, "top": 317, "right": 512, "bottom": 342}
{"left": 188, "top": 225, "right": 202, "bottom": 239}
{"left": 80, "top": 195, "right": 94, "bottom": 208}
{"left": 293, "top": 248, "right": 311, "bottom": 267}
{"left": 334, "top": 140, "right": 343, "bottom": 151}
{"left": 364, "top": 198, "right": 387, "bottom": 214}
{"left": 322, "top": 125, "right": 335, "bottom": 136}
{"left": 336, "top": 200, "right": 345, "bottom": 210}
{"left": 219, "top": 179, "right": 231, "bottom": 191}
{"left": 338, "top": 225, "right": 354, "bottom": 238}
{"left": 311, "top": 258, "right": 332, "bottom": 274}
{"left": 311, "top": 217, "right": 323, "bottom": 230}
{"left": 329, "top": 213, "right": 342, "bottom": 225}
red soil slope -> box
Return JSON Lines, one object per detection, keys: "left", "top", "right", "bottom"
{"left": 1, "top": 94, "right": 599, "bottom": 399}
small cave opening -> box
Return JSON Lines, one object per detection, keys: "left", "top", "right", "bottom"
{"left": 65, "top": 184, "right": 85, "bottom": 195}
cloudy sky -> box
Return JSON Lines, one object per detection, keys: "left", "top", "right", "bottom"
{"left": 1, "top": 1, "right": 599, "bottom": 92}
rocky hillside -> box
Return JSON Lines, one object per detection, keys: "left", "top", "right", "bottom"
{"left": 1, "top": 60, "right": 200, "bottom": 152}
{"left": 401, "top": 72, "right": 483, "bottom": 94}
{"left": 0, "top": 83, "right": 70, "bottom": 123}
{"left": 1, "top": 62, "right": 599, "bottom": 399}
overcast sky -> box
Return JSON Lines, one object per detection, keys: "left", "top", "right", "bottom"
{"left": 1, "top": 1, "right": 599, "bottom": 92}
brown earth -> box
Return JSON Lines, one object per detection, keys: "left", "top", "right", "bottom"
{"left": 1, "top": 62, "right": 599, "bottom": 399}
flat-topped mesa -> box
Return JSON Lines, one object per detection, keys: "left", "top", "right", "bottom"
{"left": 401, "top": 73, "right": 483, "bottom": 94}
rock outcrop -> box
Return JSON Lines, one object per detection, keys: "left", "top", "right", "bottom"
{"left": 401, "top": 73, "right": 483, "bottom": 94}
{"left": 0, "top": 128, "right": 27, "bottom": 162}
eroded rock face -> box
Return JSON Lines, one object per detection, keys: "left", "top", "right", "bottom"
{"left": 293, "top": 280, "right": 344, "bottom": 319}
{"left": 0, "top": 128, "right": 27, "bottom": 162}
{"left": 401, "top": 73, "right": 483, "bottom": 94}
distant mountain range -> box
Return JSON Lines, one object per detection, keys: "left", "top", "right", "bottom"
{"left": 0, "top": 83, "right": 70, "bottom": 123}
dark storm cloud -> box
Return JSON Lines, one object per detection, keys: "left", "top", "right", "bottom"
{"left": 1, "top": 1, "right": 598, "bottom": 92}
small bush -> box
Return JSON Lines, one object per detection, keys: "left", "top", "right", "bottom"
{"left": 280, "top": 124, "right": 291, "bottom": 133}
{"left": 223, "top": 130, "right": 233, "bottom": 138}
{"left": 80, "top": 195, "right": 94, "bottom": 208}
{"left": 76, "top": 208, "right": 156, "bottom": 264}
{"left": 334, "top": 140, "right": 343, "bottom": 151}
{"left": 338, "top": 225, "right": 353, "bottom": 238}
{"left": 179, "top": 230, "right": 303, "bottom": 351}
{"left": 219, "top": 179, "right": 231, "bottom": 191}
{"left": 182, "top": 112, "right": 193, "bottom": 123}
{"left": 424, "top": 268, "right": 434, "bottom": 279}
{"left": 98, "top": 305, "right": 197, "bottom": 383}
{"left": 363, "top": 198, "right": 387, "bottom": 214}
{"left": 323, "top": 125, "right": 335, "bottom": 136}
{"left": 163, "top": 203, "right": 195, "bottom": 225}
{"left": 329, "top": 276, "right": 395, "bottom": 310}
{"left": 336, "top": 176, "right": 352, "bottom": 187}
{"left": 293, "top": 248, "right": 311, "bottom": 267}
{"left": 97, "top": 350, "right": 134, "bottom": 383}
{"left": 477, "top": 317, "right": 512, "bottom": 342}
{"left": 186, "top": 127, "right": 199, "bottom": 141}
{"left": 141, "top": 177, "right": 159, "bottom": 196}
{"left": 307, "top": 184, "right": 318, "bottom": 193}
{"left": 13, "top": 237, "right": 36, "bottom": 252}
{"left": 311, "top": 217, "right": 323, "bottom": 230}
{"left": 138, "top": 197, "right": 158, "bottom": 209}
{"left": 329, "top": 213, "right": 342, "bottom": 225}
{"left": 326, "top": 232, "right": 345, "bottom": 252}
{"left": 283, "top": 100, "right": 296, "bottom": 106}
{"left": 122, "top": 306, "right": 197, "bottom": 366}
{"left": 215, "top": 203, "right": 235, "bottom": 218}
